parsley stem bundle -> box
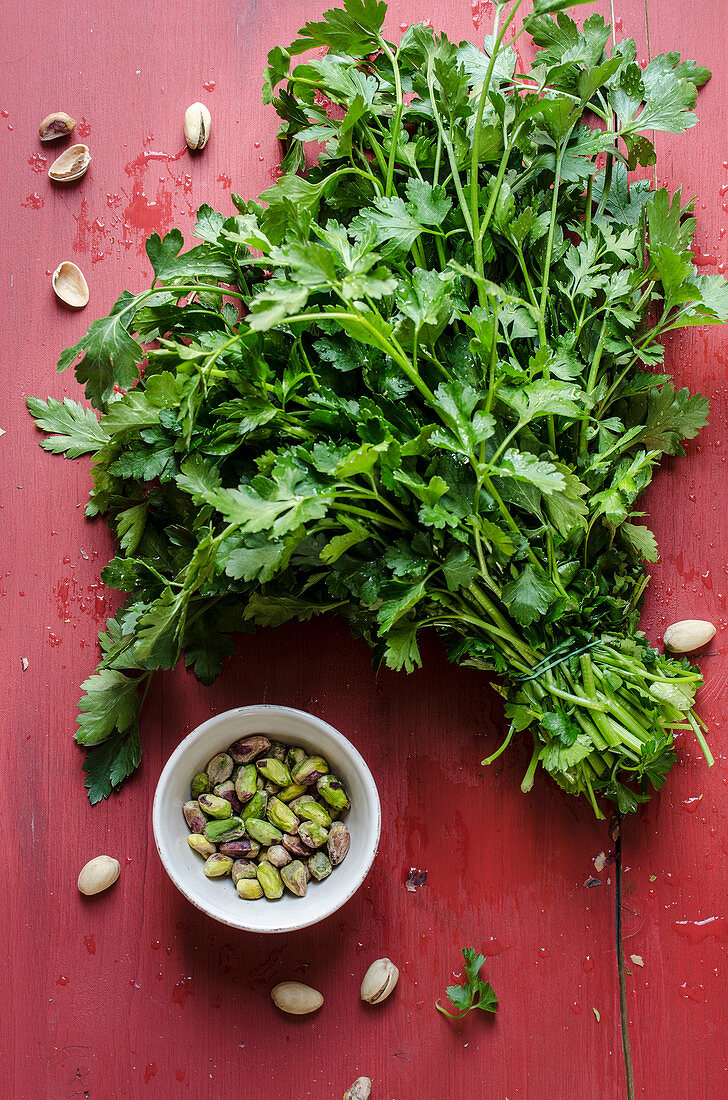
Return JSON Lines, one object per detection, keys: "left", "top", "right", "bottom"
{"left": 30, "top": 0, "right": 727, "bottom": 809}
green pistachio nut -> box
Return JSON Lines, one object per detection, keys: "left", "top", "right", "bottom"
{"left": 328, "top": 822, "right": 351, "bottom": 866}
{"left": 308, "top": 851, "right": 332, "bottom": 881}
{"left": 191, "top": 772, "right": 211, "bottom": 799}
{"left": 228, "top": 735, "right": 271, "bottom": 765}
{"left": 231, "top": 858, "right": 258, "bottom": 885}
{"left": 282, "top": 832, "right": 310, "bottom": 856}
{"left": 267, "top": 844, "right": 292, "bottom": 869}
{"left": 241, "top": 790, "right": 268, "bottom": 822}
{"left": 237, "top": 878, "right": 264, "bottom": 900}
{"left": 297, "top": 801, "right": 332, "bottom": 829}
{"left": 256, "top": 757, "right": 292, "bottom": 787}
{"left": 267, "top": 796, "right": 299, "bottom": 833}
{"left": 299, "top": 821, "right": 329, "bottom": 849}
{"left": 317, "top": 774, "right": 350, "bottom": 811}
{"left": 267, "top": 741, "right": 287, "bottom": 761}
{"left": 291, "top": 755, "right": 329, "bottom": 787}
{"left": 203, "top": 853, "right": 234, "bottom": 878}
{"left": 188, "top": 834, "right": 216, "bottom": 859}
{"left": 257, "top": 862, "right": 284, "bottom": 900}
{"left": 289, "top": 794, "right": 316, "bottom": 812}
{"left": 277, "top": 783, "right": 308, "bottom": 803}
{"left": 219, "top": 837, "right": 260, "bottom": 859}
{"left": 204, "top": 816, "right": 245, "bottom": 844}
{"left": 205, "top": 752, "right": 234, "bottom": 785}
{"left": 286, "top": 745, "right": 307, "bottom": 770}
{"left": 183, "top": 800, "right": 207, "bottom": 833}
{"left": 234, "top": 764, "right": 258, "bottom": 804}
{"left": 280, "top": 860, "right": 308, "bottom": 897}
{"left": 198, "top": 793, "right": 233, "bottom": 820}
{"left": 245, "top": 818, "right": 283, "bottom": 846}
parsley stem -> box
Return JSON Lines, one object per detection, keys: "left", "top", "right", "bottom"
{"left": 378, "top": 39, "right": 404, "bottom": 197}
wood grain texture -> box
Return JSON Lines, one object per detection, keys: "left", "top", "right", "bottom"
{"left": 2, "top": 1, "right": 726, "bottom": 1096}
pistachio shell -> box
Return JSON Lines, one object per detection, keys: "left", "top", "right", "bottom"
{"left": 343, "top": 1078, "right": 372, "bottom": 1100}
{"left": 663, "top": 619, "right": 716, "bottom": 654}
{"left": 48, "top": 143, "right": 90, "bottom": 183}
{"left": 271, "top": 980, "right": 323, "bottom": 1015}
{"left": 360, "top": 958, "right": 399, "bottom": 1004}
{"left": 77, "top": 855, "right": 120, "bottom": 896}
{"left": 52, "top": 262, "right": 89, "bottom": 309}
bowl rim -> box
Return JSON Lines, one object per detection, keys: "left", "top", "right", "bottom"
{"left": 152, "top": 703, "right": 381, "bottom": 933}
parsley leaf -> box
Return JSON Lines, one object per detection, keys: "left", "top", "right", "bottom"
{"left": 436, "top": 948, "right": 498, "bottom": 1020}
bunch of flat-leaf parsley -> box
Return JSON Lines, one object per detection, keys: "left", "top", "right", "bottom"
{"left": 29, "top": 0, "right": 726, "bottom": 808}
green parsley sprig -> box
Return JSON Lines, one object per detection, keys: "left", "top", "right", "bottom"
{"left": 30, "top": 0, "right": 723, "bottom": 805}
{"left": 436, "top": 948, "right": 498, "bottom": 1020}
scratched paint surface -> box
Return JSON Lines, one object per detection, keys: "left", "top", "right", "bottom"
{"left": 2, "top": 1, "right": 727, "bottom": 1096}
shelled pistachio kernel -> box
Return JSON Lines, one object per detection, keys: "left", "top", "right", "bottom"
{"left": 308, "top": 851, "right": 332, "bottom": 881}
{"left": 198, "top": 792, "right": 232, "bottom": 820}
{"left": 204, "top": 853, "right": 233, "bottom": 878}
{"left": 237, "top": 878, "right": 264, "bottom": 900}
{"left": 191, "top": 771, "right": 211, "bottom": 799}
{"left": 291, "top": 754, "right": 329, "bottom": 787}
{"left": 257, "top": 862, "right": 284, "bottom": 900}
{"left": 267, "top": 796, "right": 299, "bottom": 833}
{"left": 188, "top": 834, "right": 216, "bottom": 859}
{"left": 256, "top": 757, "right": 291, "bottom": 786}
{"left": 203, "top": 816, "right": 245, "bottom": 844}
{"left": 206, "top": 752, "right": 234, "bottom": 785}
{"left": 317, "top": 774, "right": 350, "bottom": 811}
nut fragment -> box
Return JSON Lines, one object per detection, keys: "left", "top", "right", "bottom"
{"left": 52, "top": 261, "right": 89, "bottom": 309}
{"left": 39, "top": 111, "right": 76, "bottom": 141}
{"left": 271, "top": 981, "right": 323, "bottom": 1015}
{"left": 663, "top": 619, "right": 716, "bottom": 654}
{"left": 360, "top": 958, "right": 399, "bottom": 1005}
{"left": 48, "top": 143, "right": 90, "bottom": 183}
{"left": 343, "top": 1078, "right": 372, "bottom": 1100}
{"left": 77, "top": 855, "right": 120, "bottom": 896}
{"left": 184, "top": 101, "right": 211, "bottom": 150}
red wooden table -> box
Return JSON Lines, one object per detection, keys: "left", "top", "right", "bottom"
{"left": 3, "top": 1, "right": 727, "bottom": 1096}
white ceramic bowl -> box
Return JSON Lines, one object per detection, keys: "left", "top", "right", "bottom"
{"left": 152, "top": 705, "right": 381, "bottom": 933}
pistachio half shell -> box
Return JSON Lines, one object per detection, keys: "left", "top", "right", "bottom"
{"left": 39, "top": 111, "right": 76, "bottom": 141}
{"left": 52, "top": 262, "right": 89, "bottom": 309}
{"left": 663, "top": 619, "right": 716, "bottom": 654}
{"left": 343, "top": 1078, "right": 372, "bottom": 1100}
{"left": 184, "top": 102, "right": 211, "bottom": 150}
{"left": 360, "top": 958, "right": 399, "bottom": 1005}
{"left": 271, "top": 980, "right": 323, "bottom": 1015}
{"left": 48, "top": 143, "right": 91, "bottom": 183}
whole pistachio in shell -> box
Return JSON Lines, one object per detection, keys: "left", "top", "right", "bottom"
{"left": 184, "top": 102, "right": 211, "bottom": 150}
{"left": 52, "top": 262, "right": 89, "bottom": 309}
{"left": 271, "top": 981, "right": 323, "bottom": 1015}
{"left": 360, "top": 958, "right": 399, "bottom": 1005}
{"left": 39, "top": 111, "right": 76, "bottom": 140}
{"left": 48, "top": 143, "right": 90, "bottom": 183}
